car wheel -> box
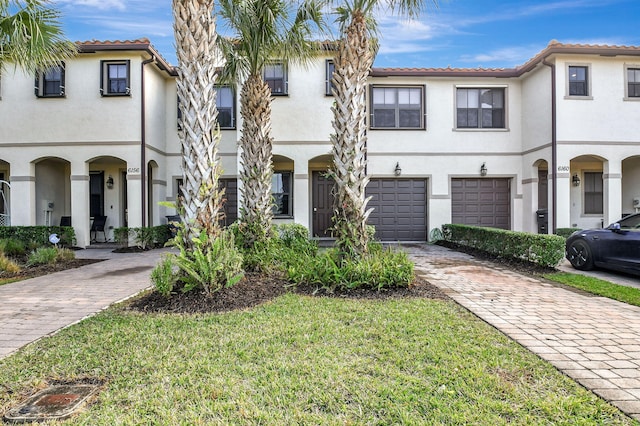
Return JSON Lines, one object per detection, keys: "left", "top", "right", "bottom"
{"left": 567, "top": 239, "right": 594, "bottom": 270}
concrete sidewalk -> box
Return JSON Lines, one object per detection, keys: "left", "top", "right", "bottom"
{"left": 0, "top": 248, "right": 169, "bottom": 360}
{"left": 406, "top": 244, "right": 640, "bottom": 421}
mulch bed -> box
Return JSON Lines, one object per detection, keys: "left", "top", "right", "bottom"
{"left": 0, "top": 259, "right": 103, "bottom": 282}
{"left": 128, "top": 273, "right": 449, "bottom": 315}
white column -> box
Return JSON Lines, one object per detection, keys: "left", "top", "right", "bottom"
{"left": 9, "top": 162, "right": 36, "bottom": 226}
{"left": 294, "top": 172, "right": 309, "bottom": 231}
{"left": 555, "top": 173, "right": 572, "bottom": 229}
{"left": 604, "top": 160, "right": 622, "bottom": 226}
{"left": 70, "top": 161, "right": 90, "bottom": 247}
{"left": 127, "top": 169, "right": 142, "bottom": 229}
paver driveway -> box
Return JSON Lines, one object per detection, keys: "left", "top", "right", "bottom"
{"left": 406, "top": 244, "right": 640, "bottom": 421}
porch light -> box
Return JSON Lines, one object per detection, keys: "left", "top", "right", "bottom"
{"left": 394, "top": 162, "right": 402, "bottom": 176}
{"left": 106, "top": 175, "right": 114, "bottom": 190}
{"left": 572, "top": 174, "right": 581, "bottom": 187}
{"left": 480, "top": 163, "right": 487, "bottom": 176}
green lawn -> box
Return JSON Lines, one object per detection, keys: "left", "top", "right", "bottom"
{"left": 544, "top": 272, "right": 640, "bottom": 307}
{"left": 0, "top": 293, "right": 634, "bottom": 425}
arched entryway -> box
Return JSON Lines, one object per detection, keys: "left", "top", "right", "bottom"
{"left": 622, "top": 156, "right": 640, "bottom": 216}
{"left": 570, "top": 155, "right": 605, "bottom": 229}
{"left": 88, "top": 156, "right": 127, "bottom": 241}
{"left": 34, "top": 157, "right": 70, "bottom": 226}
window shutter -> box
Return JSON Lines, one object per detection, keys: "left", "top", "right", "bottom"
{"left": 34, "top": 75, "right": 40, "bottom": 97}
{"left": 60, "top": 62, "right": 66, "bottom": 96}
{"left": 99, "top": 60, "right": 105, "bottom": 95}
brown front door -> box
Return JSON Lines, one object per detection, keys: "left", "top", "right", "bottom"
{"left": 312, "top": 171, "right": 334, "bottom": 237}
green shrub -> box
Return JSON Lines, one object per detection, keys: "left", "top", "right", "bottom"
{"left": 286, "top": 245, "right": 414, "bottom": 291}
{"left": 442, "top": 224, "right": 565, "bottom": 268}
{"left": 27, "top": 247, "right": 59, "bottom": 266}
{"left": 0, "top": 253, "right": 20, "bottom": 273}
{"left": 0, "top": 226, "right": 76, "bottom": 247}
{"left": 172, "top": 229, "right": 244, "bottom": 296}
{"left": 55, "top": 248, "right": 75, "bottom": 262}
{"left": 133, "top": 227, "right": 155, "bottom": 250}
{"left": 151, "top": 255, "right": 178, "bottom": 297}
{"left": 151, "top": 225, "right": 172, "bottom": 246}
{"left": 555, "top": 228, "right": 581, "bottom": 239}
{"left": 0, "top": 238, "right": 26, "bottom": 257}
{"left": 114, "top": 227, "right": 131, "bottom": 246}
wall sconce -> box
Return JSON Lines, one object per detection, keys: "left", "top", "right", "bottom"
{"left": 394, "top": 162, "right": 402, "bottom": 176}
{"left": 572, "top": 174, "right": 581, "bottom": 187}
{"left": 480, "top": 163, "right": 487, "bottom": 176}
{"left": 106, "top": 175, "right": 114, "bottom": 190}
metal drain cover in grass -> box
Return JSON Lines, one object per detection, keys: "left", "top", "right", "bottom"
{"left": 3, "top": 384, "right": 99, "bottom": 423}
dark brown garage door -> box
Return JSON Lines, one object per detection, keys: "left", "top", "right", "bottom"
{"left": 451, "top": 178, "right": 510, "bottom": 229}
{"left": 366, "top": 179, "right": 427, "bottom": 241}
{"left": 219, "top": 178, "right": 238, "bottom": 226}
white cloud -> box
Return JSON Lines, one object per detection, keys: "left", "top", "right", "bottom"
{"left": 458, "top": 45, "right": 542, "bottom": 67}
{"left": 59, "top": 0, "right": 126, "bottom": 11}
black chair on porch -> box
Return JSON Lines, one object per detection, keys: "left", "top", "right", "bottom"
{"left": 90, "top": 215, "right": 107, "bottom": 242}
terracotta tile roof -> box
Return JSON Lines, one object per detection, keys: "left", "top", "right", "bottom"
{"left": 371, "top": 40, "right": 640, "bottom": 78}
{"left": 76, "top": 39, "right": 176, "bottom": 75}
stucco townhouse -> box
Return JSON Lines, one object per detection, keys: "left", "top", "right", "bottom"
{"left": 0, "top": 39, "right": 639, "bottom": 247}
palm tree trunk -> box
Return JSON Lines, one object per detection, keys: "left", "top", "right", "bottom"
{"left": 238, "top": 73, "right": 274, "bottom": 247}
{"left": 173, "top": 0, "right": 224, "bottom": 242}
{"left": 331, "top": 11, "right": 374, "bottom": 259}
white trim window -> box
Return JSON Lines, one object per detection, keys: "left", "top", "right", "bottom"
{"left": 456, "top": 87, "right": 505, "bottom": 129}
{"left": 626, "top": 66, "right": 640, "bottom": 98}
{"left": 215, "top": 86, "right": 235, "bottom": 129}
{"left": 583, "top": 172, "right": 603, "bottom": 215}
{"left": 370, "top": 86, "right": 425, "bottom": 129}
{"left": 325, "top": 60, "right": 335, "bottom": 96}
{"left": 566, "top": 64, "right": 592, "bottom": 99}
{"left": 272, "top": 171, "right": 292, "bottom": 217}
{"left": 100, "top": 60, "right": 130, "bottom": 96}
{"left": 263, "top": 62, "right": 287, "bottom": 95}
{"left": 35, "top": 63, "right": 65, "bottom": 97}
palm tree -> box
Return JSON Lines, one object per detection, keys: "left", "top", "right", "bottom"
{"left": 0, "top": 0, "right": 76, "bottom": 72}
{"left": 330, "top": 0, "right": 437, "bottom": 259}
{"left": 217, "top": 0, "right": 326, "bottom": 249}
{"left": 173, "top": 0, "right": 224, "bottom": 242}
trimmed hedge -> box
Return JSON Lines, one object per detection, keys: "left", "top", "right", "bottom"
{"left": 0, "top": 226, "right": 76, "bottom": 247}
{"left": 114, "top": 225, "right": 172, "bottom": 248}
{"left": 442, "top": 224, "right": 565, "bottom": 268}
{"left": 555, "top": 227, "right": 581, "bottom": 239}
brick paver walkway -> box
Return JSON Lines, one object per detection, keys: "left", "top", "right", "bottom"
{"left": 0, "top": 248, "right": 167, "bottom": 360}
{"left": 406, "top": 244, "right": 640, "bottom": 421}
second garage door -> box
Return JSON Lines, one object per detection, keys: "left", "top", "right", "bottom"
{"left": 366, "top": 179, "right": 427, "bottom": 241}
{"left": 451, "top": 178, "right": 510, "bottom": 229}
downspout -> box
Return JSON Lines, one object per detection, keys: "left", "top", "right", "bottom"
{"left": 141, "top": 55, "right": 155, "bottom": 228}
{"left": 542, "top": 57, "right": 557, "bottom": 233}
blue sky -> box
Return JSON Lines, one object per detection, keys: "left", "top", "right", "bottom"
{"left": 57, "top": 0, "right": 640, "bottom": 69}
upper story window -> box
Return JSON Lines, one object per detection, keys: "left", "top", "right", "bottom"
{"left": 35, "top": 63, "right": 65, "bottom": 97}
{"left": 100, "top": 60, "right": 130, "bottom": 96}
{"left": 456, "top": 87, "right": 505, "bottom": 129}
{"left": 370, "top": 86, "right": 425, "bottom": 130}
{"left": 568, "top": 65, "right": 590, "bottom": 97}
{"left": 325, "top": 60, "right": 335, "bottom": 96}
{"left": 272, "top": 171, "right": 292, "bottom": 217}
{"left": 626, "top": 67, "right": 640, "bottom": 98}
{"left": 215, "top": 86, "right": 235, "bottom": 129}
{"left": 263, "top": 62, "right": 287, "bottom": 95}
